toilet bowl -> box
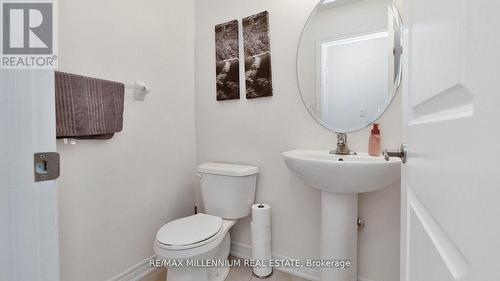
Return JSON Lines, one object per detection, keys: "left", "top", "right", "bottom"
{"left": 154, "top": 214, "right": 236, "bottom": 281}
{"left": 153, "top": 163, "right": 259, "bottom": 281}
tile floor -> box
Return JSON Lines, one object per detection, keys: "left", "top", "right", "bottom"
{"left": 141, "top": 256, "right": 310, "bottom": 281}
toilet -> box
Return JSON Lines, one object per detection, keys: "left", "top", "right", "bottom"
{"left": 154, "top": 163, "right": 259, "bottom": 281}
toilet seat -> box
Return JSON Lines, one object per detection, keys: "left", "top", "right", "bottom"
{"left": 156, "top": 213, "right": 223, "bottom": 250}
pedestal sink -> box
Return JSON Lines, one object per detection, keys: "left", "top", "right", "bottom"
{"left": 282, "top": 150, "right": 401, "bottom": 281}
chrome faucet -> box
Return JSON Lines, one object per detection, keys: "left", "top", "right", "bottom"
{"left": 330, "top": 133, "right": 357, "bottom": 155}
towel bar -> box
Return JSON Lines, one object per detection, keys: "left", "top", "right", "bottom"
{"left": 124, "top": 81, "right": 150, "bottom": 101}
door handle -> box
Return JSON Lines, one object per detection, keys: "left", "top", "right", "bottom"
{"left": 383, "top": 144, "right": 408, "bottom": 164}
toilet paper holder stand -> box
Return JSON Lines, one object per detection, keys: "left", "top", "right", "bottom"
{"left": 252, "top": 203, "right": 273, "bottom": 279}
{"left": 253, "top": 270, "right": 274, "bottom": 279}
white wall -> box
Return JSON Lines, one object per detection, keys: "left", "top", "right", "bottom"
{"left": 57, "top": 0, "right": 196, "bottom": 280}
{"left": 195, "top": 1, "right": 401, "bottom": 281}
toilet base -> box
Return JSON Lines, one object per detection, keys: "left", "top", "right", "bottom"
{"left": 166, "top": 266, "right": 229, "bottom": 281}
{"left": 207, "top": 266, "right": 230, "bottom": 281}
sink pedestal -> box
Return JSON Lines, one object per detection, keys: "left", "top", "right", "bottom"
{"left": 282, "top": 150, "right": 401, "bottom": 281}
{"left": 321, "top": 191, "right": 358, "bottom": 281}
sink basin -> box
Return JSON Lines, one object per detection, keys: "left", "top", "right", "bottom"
{"left": 282, "top": 149, "right": 401, "bottom": 281}
{"left": 282, "top": 150, "right": 401, "bottom": 194}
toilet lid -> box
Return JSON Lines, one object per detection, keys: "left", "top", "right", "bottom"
{"left": 156, "top": 214, "right": 223, "bottom": 246}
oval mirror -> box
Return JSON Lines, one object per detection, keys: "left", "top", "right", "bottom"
{"left": 297, "top": 0, "right": 403, "bottom": 133}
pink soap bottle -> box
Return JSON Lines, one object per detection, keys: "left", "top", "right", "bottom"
{"left": 368, "top": 124, "right": 381, "bottom": 156}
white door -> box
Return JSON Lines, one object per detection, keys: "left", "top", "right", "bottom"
{"left": 401, "top": 0, "right": 500, "bottom": 281}
{"left": 0, "top": 70, "right": 59, "bottom": 281}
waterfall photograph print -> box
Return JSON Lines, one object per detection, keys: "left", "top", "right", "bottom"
{"left": 215, "top": 20, "right": 240, "bottom": 101}
{"left": 243, "top": 11, "right": 273, "bottom": 99}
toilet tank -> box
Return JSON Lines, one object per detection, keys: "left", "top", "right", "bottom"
{"left": 197, "top": 163, "right": 259, "bottom": 220}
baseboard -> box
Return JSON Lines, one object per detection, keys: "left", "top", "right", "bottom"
{"left": 230, "top": 241, "right": 321, "bottom": 281}
{"left": 107, "top": 255, "right": 157, "bottom": 281}
{"left": 230, "top": 242, "right": 378, "bottom": 281}
{"left": 358, "top": 278, "right": 376, "bottom": 281}
{"left": 107, "top": 245, "right": 376, "bottom": 281}
{"left": 230, "top": 241, "right": 253, "bottom": 260}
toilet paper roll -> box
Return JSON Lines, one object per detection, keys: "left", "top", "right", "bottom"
{"left": 251, "top": 222, "right": 271, "bottom": 243}
{"left": 252, "top": 203, "right": 271, "bottom": 226}
{"left": 251, "top": 241, "right": 272, "bottom": 259}
{"left": 252, "top": 241, "right": 272, "bottom": 278}
{"left": 251, "top": 204, "right": 273, "bottom": 278}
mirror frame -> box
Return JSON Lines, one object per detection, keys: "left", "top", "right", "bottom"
{"left": 296, "top": 1, "right": 404, "bottom": 133}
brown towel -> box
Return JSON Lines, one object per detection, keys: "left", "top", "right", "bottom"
{"left": 55, "top": 71, "right": 125, "bottom": 139}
